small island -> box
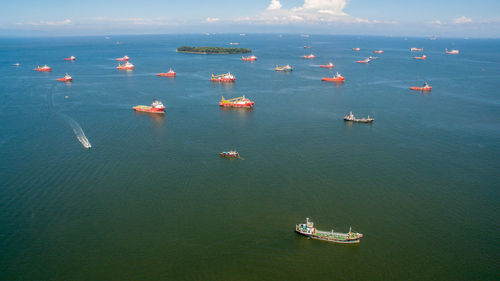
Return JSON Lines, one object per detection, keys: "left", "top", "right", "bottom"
{"left": 177, "top": 46, "right": 252, "bottom": 54}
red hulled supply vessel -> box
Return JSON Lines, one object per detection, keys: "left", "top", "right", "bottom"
{"left": 64, "top": 56, "right": 76, "bottom": 61}
{"left": 133, "top": 99, "right": 165, "bottom": 114}
{"left": 411, "top": 47, "right": 423, "bottom": 51}
{"left": 211, "top": 72, "right": 235, "bottom": 83}
{"left": 116, "top": 55, "right": 130, "bottom": 61}
{"left": 57, "top": 73, "right": 72, "bottom": 82}
{"left": 446, "top": 49, "right": 459, "bottom": 54}
{"left": 373, "top": 50, "right": 384, "bottom": 54}
{"left": 322, "top": 72, "right": 345, "bottom": 82}
{"left": 302, "top": 54, "right": 316, "bottom": 59}
{"left": 242, "top": 55, "right": 258, "bottom": 61}
{"left": 219, "top": 96, "right": 254, "bottom": 108}
{"left": 414, "top": 55, "right": 427, "bottom": 60}
{"left": 320, "top": 62, "right": 335, "bottom": 68}
{"left": 410, "top": 82, "right": 432, "bottom": 91}
{"left": 352, "top": 48, "right": 360, "bottom": 51}
{"left": 35, "top": 65, "right": 51, "bottom": 72}
{"left": 157, "top": 68, "right": 176, "bottom": 77}
{"left": 117, "top": 61, "right": 134, "bottom": 70}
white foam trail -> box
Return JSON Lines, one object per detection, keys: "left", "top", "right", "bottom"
{"left": 59, "top": 113, "right": 92, "bottom": 149}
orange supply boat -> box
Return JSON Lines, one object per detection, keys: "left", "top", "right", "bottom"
{"left": 117, "top": 61, "right": 134, "bottom": 70}
{"left": 133, "top": 99, "right": 165, "bottom": 114}
{"left": 116, "top": 55, "right": 130, "bottom": 61}
{"left": 35, "top": 65, "right": 51, "bottom": 72}
{"left": 410, "top": 82, "right": 432, "bottom": 91}
{"left": 320, "top": 62, "right": 335, "bottom": 68}
{"left": 219, "top": 96, "right": 254, "bottom": 108}
{"left": 56, "top": 73, "right": 72, "bottom": 82}
{"left": 446, "top": 49, "right": 459, "bottom": 54}
{"left": 322, "top": 72, "right": 345, "bottom": 82}
{"left": 302, "top": 54, "right": 316, "bottom": 59}
{"left": 373, "top": 50, "right": 384, "bottom": 54}
{"left": 352, "top": 48, "right": 360, "bottom": 51}
{"left": 157, "top": 68, "right": 176, "bottom": 77}
{"left": 64, "top": 56, "right": 76, "bottom": 61}
{"left": 414, "top": 55, "right": 427, "bottom": 60}
{"left": 242, "top": 55, "right": 258, "bottom": 61}
{"left": 411, "top": 48, "right": 423, "bottom": 52}
{"left": 211, "top": 73, "right": 235, "bottom": 83}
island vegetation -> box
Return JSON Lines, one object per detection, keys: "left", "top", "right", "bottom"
{"left": 177, "top": 46, "right": 252, "bottom": 54}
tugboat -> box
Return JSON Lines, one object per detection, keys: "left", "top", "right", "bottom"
{"left": 56, "top": 73, "right": 72, "bottom": 82}
{"left": 220, "top": 150, "right": 239, "bottom": 158}
{"left": 352, "top": 48, "right": 360, "bottom": 51}
{"left": 275, "top": 65, "right": 294, "bottom": 72}
{"left": 116, "top": 55, "right": 130, "bottom": 61}
{"left": 211, "top": 73, "right": 236, "bottom": 83}
{"left": 410, "top": 82, "right": 432, "bottom": 91}
{"left": 242, "top": 55, "right": 258, "bottom": 61}
{"left": 302, "top": 54, "right": 316, "bottom": 59}
{"left": 117, "top": 61, "right": 134, "bottom": 70}
{"left": 414, "top": 55, "right": 427, "bottom": 60}
{"left": 322, "top": 72, "right": 345, "bottom": 82}
{"left": 219, "top": 96, "right": 254, "bottom": 108}
{"left": 295, "top": 218, "right": 363, "bottom": 244}
{"left": 411, "top": 47, "right": 423, "bottom": 51}
{"left": 373, "top": 50, "right": 384, "bottom": 54}
{"left": 35, "top": 65, "right": 51, "bottom": 72}
{"left": 133, "top": 99, "right": 166, "bottom": 114}
{"left": 446, "top": 49, "right": 459, "bottom": 54}
{"left": 344, "top": 112, "right": 374, "bottom": 123}
{"left": 319, "top": 62, "right": 335, "bottom": 68}
{"left": 64, "top": 56, "right": 76, "bottom": 61}
{"left": 157, "top": 68, "right": 176, "bottom": 77}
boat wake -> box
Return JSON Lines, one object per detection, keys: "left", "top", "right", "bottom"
{"left": 59, "top": 113, "right": 92, "bottom": 149}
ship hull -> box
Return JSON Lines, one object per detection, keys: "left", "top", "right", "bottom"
{"left": 211, "top": 79, "right": 235, "bottom": 83}
{"left": 295, "top": 230, "right": 361, "bottom": 244}
{"left": 219, "top": 103, "right": 254, "bottom": 108}
{"left": 320, "top": 65, "right": 334, "bottom": 68}
{"left": 35, "top": 68, "right": 51, "bottom": 72}
{"left": 117, "top": 67, "right": 134, "bottom": 70}
{"left": 157, "top": 73, "right": 176, "bottom": 77}
{"left": 410, "top": 87, "right": 432, "bottom": 91}
{"left": 57, "top": 78, "right": 72, "bottom": 82}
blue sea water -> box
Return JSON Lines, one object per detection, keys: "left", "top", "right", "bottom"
{"left": 0, "top": 34, "right": 499, "bottom": 280}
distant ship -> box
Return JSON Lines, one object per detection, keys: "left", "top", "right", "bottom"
{"left": 35, "top": 65, "right": 51, "bottom": 72}
{"left": 411, "top": 47, "right": 423, "bottom": 52}
{"left": 344, "top": 112, "right": 373, "bottom": 123}
{"left": 322, "top": 72, "right": 345, "bottom": 82}
{"left": 12, "top": 63, "right": 20, "bottom": 66}
{"left": 117, "top": 61, "right": 134, "bottom": 70}
{"left": 242, "top": 55, "right": 257, "bottom": 61}
{"left": 133, "top": 99, "right": 166, "bottom": 114}
{"left": 229, "top": 42, "right": 240, "bottom": 46}
{"left": 410, "top": 82, "right": 432, "bottom": 91}
{"left": 219, "top": 96, "right": 254, "bottom": 108}
{"left": 295, "top": 218, "right": 363, "bottom": 244}
{"left": 211, "top": 72, "right": 236, "bottom": 82}
{"left": 352, "top": 48, "right": 360, "bottom": 51}
{"left": 319, "top": 62, "right": 334, "bottom": 68}
{"left": 57, "top": 73, "right": 72, "bottom": 82}
{"left": 414, "top": 55, "right": 427, "bottom": 60}
{"left": 116, "top": 55, "right": 130, "bottom": 61}
{"left": 220, "top": 150, "right": 239, "bottom": 158}
{"left": 446, "top": 49, "right": 459, "bottom": 54}
{"left": 302, "top": 54, "right": 316, "bottom": 59}
{"left": 157, "top": 68, "right": 176, "bottom": 77}
{"left": 64, "top": 56, "right": 76, "bottom": 61}
{"left": 275, "top": 65, "right": 293, "bottom": 72}
{"left": 373, "top": 50, "right": 384, "bottom": 54}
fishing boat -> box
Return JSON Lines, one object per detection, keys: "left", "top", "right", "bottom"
{"left": 157, "top": 68, "right": 176, "bottom": 77}
{"left": 117, "top": 61, "right": 134, "bottom": 70}
{"left": 242, "top": 55, "right": 258, "bottom": 61}
{"left": 410, "top": 82, "right": 432, "bottom": 91}
{"left": 344, "top": 112, "right": 374, "bottom": 123}
{"left": 302, "top": 54, "right": 316, "bottom": 59}
{"left": 56, "top": 73, "right": 72, "bottom": 82}
{"left": 211, "top": 73, "right": 235, "bottom": 83}
{"left": 220, "top": 150, "right": 239, "bottom": 158}
{"left": 219, "top": 96, "right": 254, "bottom": 108}
{"left": 352, "top": 48, "right": 360, "bottom": 51}
{"left": 414, "top": 55, "right": 427, "bottom": 60}
{"left": 373, "top": 50, "right": 384, "bottom": 54}
{"left": 64, "top": 56, "right": 76, "bottom": 61}
{"left": 35, "top": 65, "right": 51, "bottom": 72}
{"left": 411, "top": 47, "right": 423, "bottom": 51}
{"left": 446, "top": 49, "right": 459, "bottom": 54}
{"left": 275, "top": 65, "right": 294, "bottom": 72}
{"left": 322, "top": 72, "right": 345, "bottom": 82}
{"left": 133, "top": 99, "right": 165, "bottom": 114}
{"left": 319, "top": 62, "right": 335, "bottom": 68}
{"left": 116, "top": 55, "right": 130, "bottom": 61}
{"left": 295, "top": 218, "right": 363, "bottom": 244}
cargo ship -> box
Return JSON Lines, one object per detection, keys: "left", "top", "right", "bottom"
{"left": 56, "top": 73, "right": 72, "bottom": 82}
{"left": 35, "top": 65, "right": 51, "bottom": 72}
{"left": 117, "top": 61, "right": 134, "bottom": 70}
{"left": 322, "top": 72, "right": 344, "bottom": 82}
{"left": 411, "top": 47, "right": 423, "bottom": 51}
{"left": 373, "top": 50, "right": 384, "bottom": 54}
{"left": 446, "top": 49, "right": 459, "bottom": 54}
{"left": 275, "top": 65, "right": 293, "bottom": 71}
{"left": 242, "top": 55, "right": 258, "bottom": 61}
{"left": 302, "top": 54, "right": 316, "bottom": 59}
{"left": 64, "top": 56, "right": 76, "bottom": 61}
{"left": 352, "top": 48, "right": 360, "bottom": 51}
{"left": 211, "top": 73, "right": 235, "bottom": 82}
{"left": 116, "top": 55, "right": 130, "bottom": 61}
{"left": 410, "top": 82, "right": 432, "bottom": 91}
{"left": 319, "top": 62, "right": 334, "bottom": 68}
{"left": 414, "top": 55, "right": 427, "bottom": 60}
{"left": 157, "top": 68, "right": 176, "bottom": 77}
{"left": 344, "top": 112, "right": 374, "bottom": 123}
{"left": 133, "top": 99, "right": 165, "bottom": 114}
{"left": 220, "top": 151, "right": 239, "bottom": 158}
{"left": 219, "top": 96, "right": 254, "bottom": 108}
{"left": 295, "top": 218, "right": 363, "bottom": 244}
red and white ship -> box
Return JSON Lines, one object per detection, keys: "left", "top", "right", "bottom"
{"left": 211, "top": 72, "right": 235, "bottom": 83}
{"left": 35, "top": 65, "right": 51, "bottom": 72}
{"left": 352, "top": 48, "right": 360, "bottom": 51}
{"left": 64, "top": 56, "right": 76, "bottom": 61}
{"left": 117, "top": 61, "right": 134, "bottom": 70}
{"left": 446, "top": 49, "right": 459, "bottom": 54}
{"left": 56, "top": 73, "right": 72, "bottom": 82}
{"left": 242, "top": 55, "right": 258, "bottom": 61}
{"left": 410, "top": 82, "right": 432, "bottom": 91}
{"left": 302, "top": 54, "right": 316, "bottom": 59}
{"left": 411, "top": 48, "right": 423, "bottom": 52}
{"left": 414, "top": 55, "right": 427, "bottom": 60}
{"left": 373, "top": 50, "right": 384, "bottom": 54}
{"left": 322, "top": 72, "right": 345, "bottom": 82}
{"left": 320, "top": 62, "right": 334, "bottom": 68}
{"left": 157, "top": 68, "right": 176, "bottom": 77}
{"left": 116, "top": 55, "right": 130, "bottom": 61}
{"left": 133, "top": 99, "right": 166, "bottom": 114}
{"left": 219, "top": 96, "right": 254, "bottom": 108}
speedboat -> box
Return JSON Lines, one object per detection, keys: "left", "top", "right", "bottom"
{"left": 157, "top": 68, "right": 176, "bottom": 77}
{"left": 446, "top": 49, "right": 459, "bottom": 54}
{"left": 116, "top": 55, "right": 130, "bottom": 61}
{"left": 373, "top": 50, "right": 384, "bottom": 54}
{"left": 219, "top": 96, "right": 254, "bottom": 108}
{"left": 56, "top": 73, "right": 72, "bottom": 82}
{"left": 410, "top": 82, "right": 432, "bottom": 91}
{"left": 117, "top": 61, "right": 134, "bottom": 70}
{"left": 320, "top": 62, "right": 334, "bottom": 68}
{"left": 275, "top": 65, "right": 293, "bottom": 71}
{"left": 344, "top": 112, "right": 374, "bottom": 123}
{"left": 322, "top": 72, "right": 345, "bottom": 82}
{"left": 35, "top": 65, "right": 51, "bottom": 72}
{"left": 133, "top": 99, "right": 166, "bottom": 114}
{"left": 414, "top": 55, "right": 427, "bottom": 60}
{"left": 64, "top": 56, "right": 76, "bottom": 61}
{"left": 242, "top": 55, "right": 258, "bottom": 61}
{"left": 211, "top": 72, "right": 236, "bottom": 82}
{"left": 302, "top": 54, "right": 316, "bottom": 59}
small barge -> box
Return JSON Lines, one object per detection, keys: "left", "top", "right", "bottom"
{"left": 344, "top": 112, "right": 374, "bottom": 123}
{"left": 295, "top": 218, "right": 363, "bottom": 244}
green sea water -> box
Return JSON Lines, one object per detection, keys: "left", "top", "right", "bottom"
{"left": 0, "top": 34, "right": 499, "bottom": 280}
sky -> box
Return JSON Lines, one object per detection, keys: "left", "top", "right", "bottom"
{"left": 1, "top": 0, "right": 499, "bottom": 37}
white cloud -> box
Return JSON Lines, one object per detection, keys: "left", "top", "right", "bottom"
{"left": 88, "top": 17, "right": 170, "bottom": 25}
{"left": 452, "top": 16, "right": 472, "bottom": 24}
{"left": 292, "top": 0, "right": 347, "bottom": 16}
{"left": 267, "top": 0, "right": 282, "bottom": 10}
{"left": 27, "top": 19, "right": 71, "bottom": 26}
{"left": 428, "top": 20, "right": 443, "bottom": 25}
{"left": 205, "top": 17, "right": 220, "bottom": 23}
